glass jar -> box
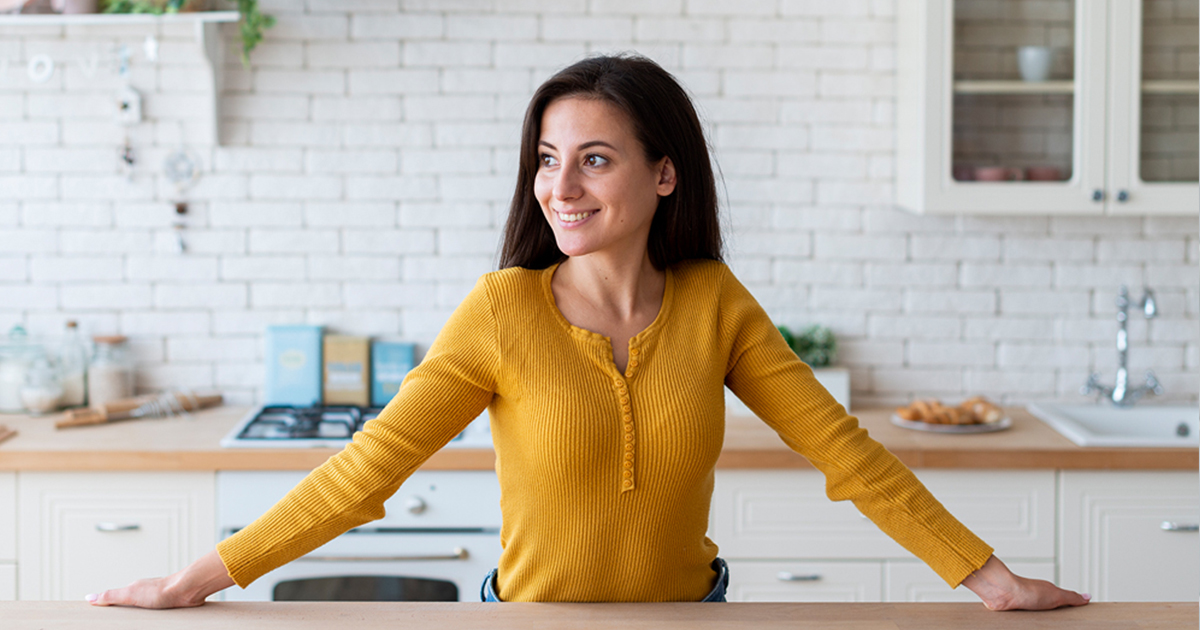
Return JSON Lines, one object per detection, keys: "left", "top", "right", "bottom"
{"left": 58, "top": 320, "right": 88, "bottom": 408}
{"left": 0, "top": 326, "right": 35, "bottom": 413}
{"left": 87, "top": 335, "right": 134, "bottom": 409}
{"left": 21, "top": 354, "right": 63, "bottom": 415}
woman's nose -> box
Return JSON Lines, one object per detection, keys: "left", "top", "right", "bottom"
{"left": 552, "top": 163, "right": 582, "bottom": 201}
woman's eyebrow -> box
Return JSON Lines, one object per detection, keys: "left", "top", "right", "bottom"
{"left": 538, "top": 140, "right": 618, "bottom": 151}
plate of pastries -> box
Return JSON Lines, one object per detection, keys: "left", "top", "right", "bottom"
{"left": 891, "top": 396, "right": 1012, "bottom": 434}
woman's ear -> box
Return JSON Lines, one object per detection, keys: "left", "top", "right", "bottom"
{"left": 656, "top": 156, "right": 677, "bottom": 197}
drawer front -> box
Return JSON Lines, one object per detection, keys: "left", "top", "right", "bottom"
{"left": 713, "top": 470, "right": 1054, "bottom": 559}
{"left": 725, "top": 560, "right": 882, "bottom": 602}
{"left": 18, "top": 472, "right": 214, "bottom": 601}
{"left": 0, "top": 562, "right": 14, "bottom": 601}
{"left": 218, "top": 470, "right": 501, "bottom": 529}
{"left": 1061, "top": 471, "right": 1199, "bottom": 602}
{"left": 884, "top": 560, "right": 1055, "bottom": 602}
{"left": 0, "top": 473, "right": 13, "bottom": 562}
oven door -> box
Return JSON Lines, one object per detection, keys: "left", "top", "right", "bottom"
{"left": 220, "top": 530, "right": 502, "bottom": 602}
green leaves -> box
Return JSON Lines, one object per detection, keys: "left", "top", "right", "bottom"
{"left": 777, "top": 324, "right": 837, "bottom": 368}
{"left": 237, "top": 0, "right": 276, "bottom": 68}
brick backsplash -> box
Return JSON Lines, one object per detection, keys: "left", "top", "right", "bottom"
{"left": 0, "top": 0, "right": 1195, "bottom": 408}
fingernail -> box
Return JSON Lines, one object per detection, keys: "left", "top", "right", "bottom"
{"left": 85, "top": 593, "right": 98, "bottom": 603}
{"left": 1082, "top": 593, "right": 1091, "bottom": 601}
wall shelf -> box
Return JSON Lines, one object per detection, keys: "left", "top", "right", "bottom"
{"left": 0, "top": 11, "right": 238, "bottom": 25}
{"left": 0, "top": 11, "right": 239, "bottom": 145}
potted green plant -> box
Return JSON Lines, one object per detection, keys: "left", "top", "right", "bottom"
{"left": 777, "top": 324, "right": 837, "bottom": 367}
{"left": 100, "top": 0, "right": 273, "bottom": 67}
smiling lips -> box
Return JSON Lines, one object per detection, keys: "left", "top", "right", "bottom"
{"left": 556, "top": 209, "right": 598, "bottom": 226}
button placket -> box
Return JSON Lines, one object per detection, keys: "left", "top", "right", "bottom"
{"left": 613, "top": 373, "right": 635, "bottom": 492}
{"left": 625, "top": 346, "right": 641, "bottom": 377}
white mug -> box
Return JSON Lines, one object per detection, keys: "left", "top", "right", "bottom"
{"left": 1017, "top": 46, "right": 1054, "bottom": 82}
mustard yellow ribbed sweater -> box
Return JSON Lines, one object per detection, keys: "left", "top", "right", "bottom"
{"left": 217, "top": 259, "right": 994, "bottom": 602}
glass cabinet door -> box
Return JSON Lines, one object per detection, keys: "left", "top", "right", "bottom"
{"left": 952, "top": 0, "right": 1077, "bottom": 184}
{"left": 1139, "top": 0, "right": 1198, "bottom": 184}
{"left": 1108, "top": 0, "right": 1199, "bottom": 214}
{"left": 935, "top": 0, "right": 1108, "bottom": 214}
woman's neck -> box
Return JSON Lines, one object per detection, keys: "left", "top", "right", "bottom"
{"left": 555, "top": 251, "right": 665, "bottom": 323}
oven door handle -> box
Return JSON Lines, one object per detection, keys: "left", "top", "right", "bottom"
{"left": 297, "top": 547, "right": 470, "bottom": 562}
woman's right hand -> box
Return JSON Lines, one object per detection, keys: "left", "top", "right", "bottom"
{"left": 87, "top": 549, "right": 236, "bottom": 609}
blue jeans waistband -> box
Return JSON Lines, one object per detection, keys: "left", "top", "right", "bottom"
{"left": 480, "top": 557, "right": 729, "bottom": 603}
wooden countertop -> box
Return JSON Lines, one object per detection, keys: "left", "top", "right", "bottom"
{"left": 0, "top": 405, "right": 1195, "bottom": 471}
{"left": 1, "top": 601, "right": 1193, "bottom": 630}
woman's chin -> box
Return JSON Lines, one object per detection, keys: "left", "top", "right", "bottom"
{"left": 553, "top": 238, "right": 595, "bottom": 259}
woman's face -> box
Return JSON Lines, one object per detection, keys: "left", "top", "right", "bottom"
{"left": 534, "top": 97, "right": 676, "bottom": 261}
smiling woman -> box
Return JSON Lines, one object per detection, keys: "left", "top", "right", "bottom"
{"left": 88, "top": 54, "right": 1088, "bottom": 611}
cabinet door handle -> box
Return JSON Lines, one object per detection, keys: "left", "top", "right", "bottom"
{"left": 1116, "top": 189, "right": 1129, "bottom": 202}
{"left": 299, "top": 547, "right": 470, "bottom": 562}
{"left": 1161, "top": 521, "right": 1199, "bottom": 532}
{"left": 95, "top": 522, "right": 140, "bottom": 532}
{"left": 1091, "top": 189, "right": 1104, "bottom": 202}
{"left": 776, "top": 572, "right": 822, "bottom": 582}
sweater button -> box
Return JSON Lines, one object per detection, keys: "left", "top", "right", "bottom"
{"left": 624, "top": 443, "right": 633, "bottom": 451}
{"left": 623, "top": 470, "right": 631, "bottom": 478}
{"left": 623, "top": 460, "right": 632, "bottom": 469}
{"left": 624, "top": 434, "right": 633, "bottom": 442}
{"left": 623, "top": 480, "right": 632, "bottom": 488}
{"left": 624, "top": 451, "right": 633, "bottom": 460}
{"left": 630, "top": 348, "right": 639, "bottom": 356}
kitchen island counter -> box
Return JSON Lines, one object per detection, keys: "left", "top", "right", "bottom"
{"left": 0, "top": 405, "right": 1194, "bottom": 471}
{"left": 2, "top": 601, "right": 1194, "bottom": 630}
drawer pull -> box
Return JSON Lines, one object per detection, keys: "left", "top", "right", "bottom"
{"left": 777, "top": 572, "right": 822, "bottom": 582}
{"left": 299, "top": 547, "right": 470, "bottom": 562}
{"left": 95, "top": 523, "right": 140, "bottom": 532}
{"left": 1161, "top": 521, "right": 1199, "bottom": 532}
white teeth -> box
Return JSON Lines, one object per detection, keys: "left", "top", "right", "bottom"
{"left": 559, "top": 211, "right": 596, "bottom": 223}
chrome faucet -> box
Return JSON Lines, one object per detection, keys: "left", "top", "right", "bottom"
{"left": 1082, "top": 286, "right": 1163, "bottom": 406}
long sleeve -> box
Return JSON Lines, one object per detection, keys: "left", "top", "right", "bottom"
{"left": 217, "top": 276, "right": 500, "bottom": 587}
{"left": 720, "top": 269, "right": 994, "bottom": 588}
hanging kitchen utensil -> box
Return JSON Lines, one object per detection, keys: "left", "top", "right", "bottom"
{"left": 115, "top": 85, "right": 142, "bottom": 126}
{"left": 0, "top": 425, "right": 15, "bottom": 446}
{"left": 163, "top": 147, "right": 199, "bottom": 192}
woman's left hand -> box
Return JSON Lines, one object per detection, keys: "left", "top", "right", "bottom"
{"left": 961, "top": 555, "right": 1090, "bottom": 611}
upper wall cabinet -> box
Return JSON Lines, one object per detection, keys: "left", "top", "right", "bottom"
{"left": 897, "top": 0, "right": 1198, "bottom": 215}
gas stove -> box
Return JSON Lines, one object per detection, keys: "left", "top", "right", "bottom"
{"left": 220, "top": 405, "right": 493, "bottom": 449}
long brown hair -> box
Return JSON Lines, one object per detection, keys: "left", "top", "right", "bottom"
{"left": 498, "top": 54, "right": 723, "bottom": 271}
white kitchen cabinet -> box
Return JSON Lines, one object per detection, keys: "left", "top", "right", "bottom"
{"left": 713, "top": 470, "right": 1055, "bottom": 561}
{"left": 1059, "top": 471, "right": 1199, "bottom": 602}
{"left": 884, "top": 560, "right": 1055, "bottom": 602}
{"left": 712, "top": 469, "right": 1058, "bottom": 603}
{"left": 0, "top": 563, "right": 14, "bottom": 601}
{"left": 897, "top": 0, "right": 1197, "bottom": 215}
{"left": 17, "top": 472, "right": 215, "bottom": 601}
{"left": 0, "top": 472, "right": 14, "bottom": 601}
{"left": 0, "top": 472, "right": 14, "bottom": 563}
{"left": 724, "top": 560, "right": 882, "bottom": 602}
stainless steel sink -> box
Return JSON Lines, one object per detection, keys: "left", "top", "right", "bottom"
{"left": 1026, "top": 403, "right": 1199, "bottom": 448}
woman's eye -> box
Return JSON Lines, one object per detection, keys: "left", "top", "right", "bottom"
{"left": 584, "top": 154, "right": 608, "bottom": 167}
{"left": 539, "top": 154, "right": 558, "bottom": 168}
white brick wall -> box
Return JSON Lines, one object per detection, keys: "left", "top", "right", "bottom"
{"left": 0, "top": 1, "right": 1194, "bottom": 407}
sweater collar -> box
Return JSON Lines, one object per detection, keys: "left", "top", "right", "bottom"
{"left": 540, "top": 261, "right": 675, "bottom": 347}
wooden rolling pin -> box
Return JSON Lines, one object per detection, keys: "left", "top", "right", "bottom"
{"left": 56, "top": 392, "right": 223, "bottom": 429}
